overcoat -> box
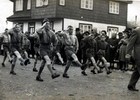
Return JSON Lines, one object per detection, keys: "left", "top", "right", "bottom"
{"left": 127, "top": 27, "right": 140, "bottom": 65}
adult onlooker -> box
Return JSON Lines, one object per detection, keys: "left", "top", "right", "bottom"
{"left": 118, "top": 31, "right": 130, "bottom": 71}
{"left": 107, "top": 33, "right": 119, "bottom": 69}
{"left": 126, "top": 27, "right": 140, "bottom": 91}
{"left": 101, "top": 30, "right": 109, "bottom": 42}
{"left": 118, "top": 32, "right": 124, "bottom": 41}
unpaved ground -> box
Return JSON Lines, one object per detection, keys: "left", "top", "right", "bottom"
{"left": 0, "top": 56, "right": 140, "bottom": 100}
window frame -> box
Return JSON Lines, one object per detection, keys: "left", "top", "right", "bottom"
{"left": 79, "top": 23, "right": 92, "bottom": 33}
{"left": 107, "top": 26, "right": 119, "bottom": 38}
{"left": 28, "top": 22, "right": 35, "bottom": 34}
{"left": 15, "top": 0, "right": 23, "bottom": 11}
{"left": 59, "top": 0, "right": 65, "bottom": 6}
{"left": 27, "top": 0, "right": 31, "bottom": 10}
{"left": 109, "top": 1, "right": 119, "bottom": 14}
{"left": 36, "top": 0, "right": 49, "bottom": 7}
{"left": 81, "top": 0, "right": 93, "bottom": 10}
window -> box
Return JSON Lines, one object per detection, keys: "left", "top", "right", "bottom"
{"left": 27, "top": 0, "right": 31, "bottom": 10}
{"left": 109, "top": 1, "right": 119, "bottom": 14}
{"left": 28, "top": 22, "right": 35, "bottom": 34}
{"left": 36, "top": 0, "right": 48, "bottom": 7}
{"left": 79, "top": 23, "right": 92, "bottom": 33}
{"left": 59, "top": 0, "right": 65, "bottom": 6}
{"left": 81, "top": 0, "right": 93, "bottom": 10}
{"left": 107, "top": 26, "right": 119, "bottom": 38}
{"left": 15, "top": 0, "right": 23, "bottom": 11}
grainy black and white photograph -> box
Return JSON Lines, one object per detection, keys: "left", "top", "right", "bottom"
{"left": 0, "top": 0, "right": 140, "bottom": 100}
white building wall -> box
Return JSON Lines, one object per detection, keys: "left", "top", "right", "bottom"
{"left": 35, "top": 21, "right": 42, "bottom": 31}
{"left": 34, "top": 20, "right": 63, "bottom": 32}
{"left": 23, "top": 22, "right": 28, "bottom": 33}
{"left": 63, "top": 18, "right": 126, "bottom": 36}
{"left": 53, "top": 20, "right": 63, "bottom": 32}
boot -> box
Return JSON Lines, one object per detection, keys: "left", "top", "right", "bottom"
{"left": 2, "top": 63, "right": 5, "bottom": 67}
{"left": 63, "top": 74, "right": 69, "bottom": 78}
{"left": 36, "top": 75, "right": 43, "bottom": 82}
{"left": 91, "top": 69, "right": 96, "bottom": 74}
{"left": 10, "top": 71, "right": 16, "bottom": 75}
{"left": 81, "top": 71, "right": 87, "bottom": 76}
{"left": 33, "top": 68, "right": 38, "bottom": 72}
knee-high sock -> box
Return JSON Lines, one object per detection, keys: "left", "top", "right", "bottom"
{"left": 2, "top": 54, "right": 7, "bottom": 64}
{"left": 11, "top": 55, "right": 17, "bottom": 72}
{"left": 63, "top": 60, "right": 72, "bottom": 74}
{"left": 34, "top": 56, "right": 38, "bottom": 68}
{"left": 37, "top": 60, "right": 46, "bottom": 77}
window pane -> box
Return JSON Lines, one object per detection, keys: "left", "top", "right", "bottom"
{"left": 36, "top": 0, "right": 48, "bottom": 7}
{"left": 80, "top": 24, "right": 92, "bottom": 33}
{"left": 60, "top": 0, "right": 65, "bottom": 6}
{"left": 81, "top": 0, "right": 93, "bottom": 10}
{"left": 28, "top": 22, "right": 35, "bottom": 33}
{"left": 81, "top": 0, "right": 85, "bottom": 8}
{"left": 43, "top": 0, "right": 48, "bottom": 5}
{"left": 27, "top": 0, "right": 31, "bottom": 10}
{"left": 109, "top": 1, "right": 119, "bottom": 14}
{"left": 15, "top": 0, "right": 23, "bottom": 11}
{"left": 36, "top": 0, "right": 41, "bottom": 7}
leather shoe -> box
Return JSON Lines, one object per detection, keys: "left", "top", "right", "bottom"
{"left": 81, "top": 64, "right": 86, "bottom": 70}
{"left": 33, "top": 68, "right": 38, "bottom": 72}
{"left": 91, "top": 70, "right": 96, "bottom": 74}
{"left": 2, "top": 63, "right": 5, "bottom": 67}
{"left": 63, "top": 74, "right": 69, "bottom": 78}
{"left": 52, "top": 67, "right": 56, "bottom": 70}
{"left": 24, "top": 59, "right": 30, "bottom": 66}
{"left": 10, "top": 71, "right": 16, "bottom": 75}
{"left": 81, "top": 71, "right": 87, "bottom": 76}
{"left": 52, "top": 73, "right": 60, "bottom": 79}
{"left": 36, "top": 76, "right": 44, "bottom": 82}
{"left": 128, "top": 86, "right": 139, "bottom": 91}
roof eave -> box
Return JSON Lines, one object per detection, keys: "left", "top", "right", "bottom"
{"left": 9, "top": 0, "right": 14, "bottom": 2}
{"left": 115, "top": 0, "right": 133, "bottom": 4}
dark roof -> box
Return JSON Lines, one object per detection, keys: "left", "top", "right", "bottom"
{"left": 7, "top": 12, "right": 31, "bottom": 22}
{"left": 9, "top": 0, "right": 14, "bottom": 2}
{"left": 115, "top": 0, "right": 133, "bottom": 4}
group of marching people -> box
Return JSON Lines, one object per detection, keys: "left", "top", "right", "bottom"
{"left": 0, "top": 24, "right": 31, "bottom": 75}
{"left": 0, "top": 18, "right": 134, "bottom": 82}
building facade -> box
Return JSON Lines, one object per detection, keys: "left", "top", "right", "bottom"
{"left": 7, "top": 0, "right": 132, "bottom": 36}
